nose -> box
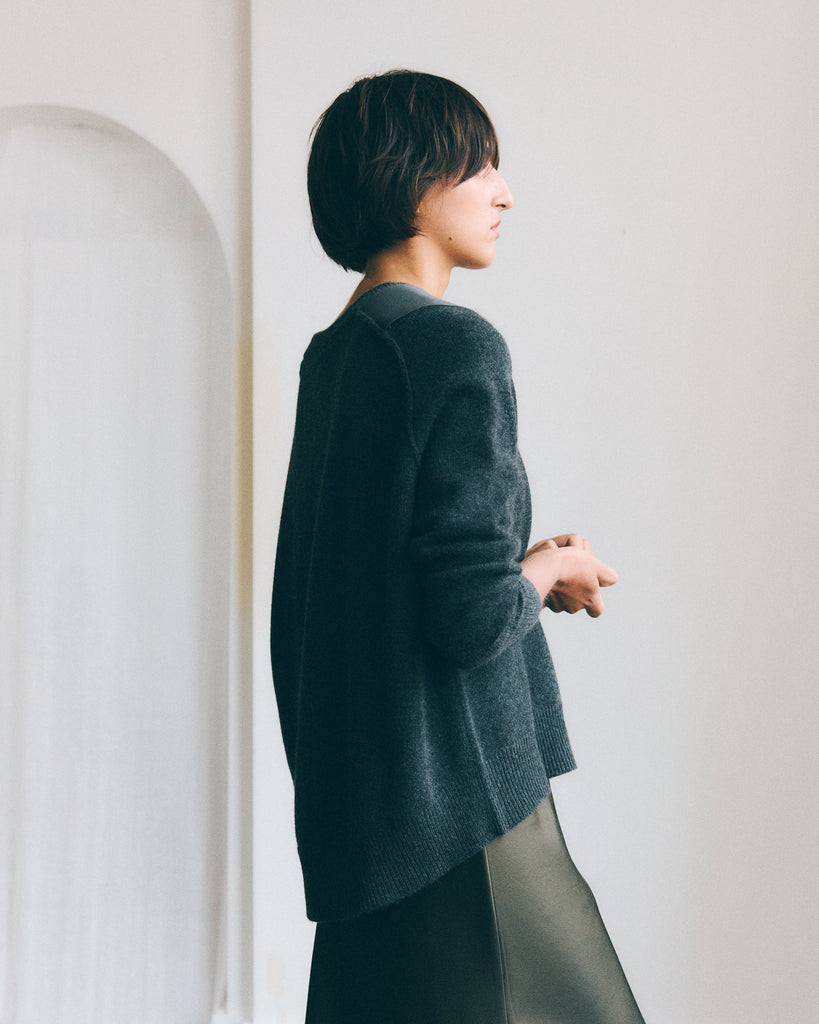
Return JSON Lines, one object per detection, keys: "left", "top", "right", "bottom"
{"left": 494, "top": 171, "right": 514, "bottom": 211}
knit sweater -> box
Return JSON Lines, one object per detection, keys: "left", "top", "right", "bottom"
{"left": 270, "top": 282, "right": 575, "bottom": 922}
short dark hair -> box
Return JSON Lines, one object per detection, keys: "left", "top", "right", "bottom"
{"left": 307, "top": 70, "right": 500, "bottom": 273}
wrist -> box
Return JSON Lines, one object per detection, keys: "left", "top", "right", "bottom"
{"left": 521, "top": 548, "right": 564, "bottom": 605}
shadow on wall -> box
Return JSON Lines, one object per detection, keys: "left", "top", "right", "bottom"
{"left": 0, "top": 106, "right": 232, "bottom": 1022}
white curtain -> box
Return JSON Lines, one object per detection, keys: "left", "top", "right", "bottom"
{"left": 0, "top": 110, "right": 231, "bottom": 1023}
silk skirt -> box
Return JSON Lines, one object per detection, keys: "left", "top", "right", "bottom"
{"left": 305, "top": 795, "right": 645, "bottom": 1023}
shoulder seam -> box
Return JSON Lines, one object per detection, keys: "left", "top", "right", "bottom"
{"left": 354, "top": 313, "right": 423, "bottom": 466}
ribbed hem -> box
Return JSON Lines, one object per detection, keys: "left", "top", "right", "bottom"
{"left": 535, "top": 706, "right": 577, "bottom": 780}
{"left": 303, "top": 704, "right": 575, "bottom": 922}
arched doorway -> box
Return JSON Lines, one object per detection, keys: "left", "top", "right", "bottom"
{"left": 0, "top": 106, "right": 232, "bottom": 1022}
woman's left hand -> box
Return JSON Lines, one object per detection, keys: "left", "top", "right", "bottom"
{"left": 526, "top": 533, "right": 590, "bottom": 556}
{"left": 523, "top": 533, "right": 617, "bottom": 616}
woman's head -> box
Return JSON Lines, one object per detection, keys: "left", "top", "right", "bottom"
{"left": 307, "top": 70, "right": 500, "bottom": 273}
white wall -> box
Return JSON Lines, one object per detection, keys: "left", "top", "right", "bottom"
{"left": 253, "top": 2, "right": 819, "bottom": 1022}
{"left": 1, "top": 3, "right": 253, "bottom": 1020}
{"left": 0, "top": 0, "right": 251, "bottom": 290}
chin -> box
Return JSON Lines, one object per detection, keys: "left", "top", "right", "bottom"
{"left": 461, "top": 251, "right": 496, "bottom": 271}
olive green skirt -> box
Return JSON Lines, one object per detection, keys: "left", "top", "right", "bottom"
{"left": 305, "top": 795, "right": 645, "bottom": 1023}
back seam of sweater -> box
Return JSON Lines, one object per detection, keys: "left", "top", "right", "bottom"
{"left": 356, "top": 308, "right": 425, "bottom": 466}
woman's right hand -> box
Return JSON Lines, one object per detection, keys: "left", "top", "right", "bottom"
{"left": 521, "top": 534, "right": 618, "bottom": 618}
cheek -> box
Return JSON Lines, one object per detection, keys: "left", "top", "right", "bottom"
{"left": 445, "top": 200, "right": 477, "bottom": 242}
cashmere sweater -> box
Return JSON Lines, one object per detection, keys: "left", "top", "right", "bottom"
{"left": 270, "top": 282, "right": 575, "bottom": 922}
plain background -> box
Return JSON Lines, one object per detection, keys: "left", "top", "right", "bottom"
{"left": 1, "top": 2, "right": 817, "bottom": 1022}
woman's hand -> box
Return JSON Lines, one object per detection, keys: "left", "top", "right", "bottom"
{"left": 522, "top": 534, "right": 618, "bottom": 618}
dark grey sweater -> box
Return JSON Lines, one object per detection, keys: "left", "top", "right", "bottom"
{"left": 270, "top": 283, "right": 575, "bottom": 922}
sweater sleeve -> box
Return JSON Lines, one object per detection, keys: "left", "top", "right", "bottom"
{"left": 406, "top": 311, "right": 543, "bottom": 670}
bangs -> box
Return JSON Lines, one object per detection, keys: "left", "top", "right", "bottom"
{"left": 399, "top": 73, "right": 501, "bottom": 190}
{"left": 425, "top": 92, "right": 499, "bottom": 184}
{"left": 308, "top": 70, "right": 502, "bottom": 272}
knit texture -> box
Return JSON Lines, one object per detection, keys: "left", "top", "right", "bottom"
{"left": 270, "top": 284, "right": 575, "bottom": 921}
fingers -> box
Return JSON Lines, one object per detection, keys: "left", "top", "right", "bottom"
{"left": 525, "top": 537, "right": 558, "bottom": 556}
{"left": 579, "top": 586, "right": 604, "bottom": 617}
{"left": 547, "top": 595, "right": 602, "bottom": 616}
{"left": 585, "top": 586, "right": 606, "bottom": 616}
{"left": 596, "top": 562, "right": 618, "bottom": 587}
{"left": 546, "top": 596, "right": 580, "bottom": 615}
{"left": 545, "top": 556, "right": 617, "bottom": 618}
{"left": 530, "top": 533, "right": 597, "bottom": 554}
{"left": 552, "top": 533, "right": 594, "bottom": 556}
{"left": 548, "top": 533, "right": 585, "bottom": 548}
{"left": 582, "top": 579, "right": 606, "bottom": 617}
{"left": 544, "top": 580, "right": 598, "bottom": 617}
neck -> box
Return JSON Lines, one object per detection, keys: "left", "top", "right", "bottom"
{"left": 345, "top": 237, "right": 452, "bottom": 311}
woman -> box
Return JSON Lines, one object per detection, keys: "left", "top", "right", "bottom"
{"left": 271, "top": 69, "right": 645, "bottom": 1023}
